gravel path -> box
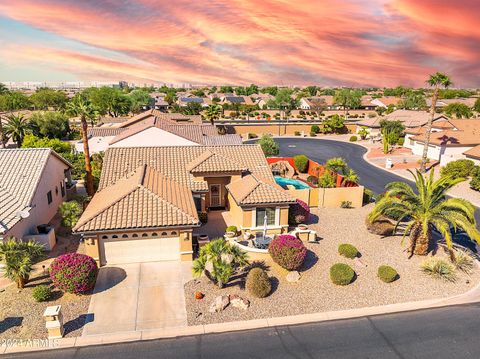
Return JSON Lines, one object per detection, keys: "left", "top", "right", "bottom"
{"left": 185, "top": 204, "right": 480, "bottom": 325}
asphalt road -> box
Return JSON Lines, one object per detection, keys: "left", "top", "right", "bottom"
{"left": 6, "top": 304, "right": 480, "bottom": 359}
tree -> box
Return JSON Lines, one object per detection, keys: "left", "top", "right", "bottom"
{"left": 4, "top": 114, "right": 31, "bottom": 147}
{"left": 322, "top": 114, "right": 345, "bottom": 134}
{"left": 84, "top": 87, "right": 131, "bottom": 117}
{"left": 30, "top": 111, "right": 71, "bottom": 139}
{"left": 0, "top": 238, "right": 45, "bottom": 288}
{"left": 342, "top": 168, "right": 359, "bottom": 185}
{"left": 164, "top": 91, "right": 177, "bottom": 106}
{"left": 368, "top": 169, "right": 480, "bottom": 259}
{"left": 379, "top": 120, "right": 404, "bottom": 145}
{"left": 325, "top": 157, "right": 347, "bottom": 173}
{"left": 358, "top": 126, "right": 369, "bottom": 139}
{"left": 0, "top": 83, "right": 9, "bottom": 94}
{"left": 59, "top": 201, "right": 83, "bottom": 229}
{"left": 0, "top": 92, "right": 31, "bottom": 148}
{"left": 181, "top": 102, "right": 202, "bottom": 115}
{"left": 66, "top": 94, "right": 97, "bottom": 196}
{"left": 192, "top": 238, "right": 248, "bottom": 288}
{"left": 204, "top": 104, "right": 222, "bottom": 125}
{"left": 219, "top": 86, "right": 234, "bottom": 94}
{"left": 257, "top": 134, "right": 279, "bottom": 157}
{"left": 333, "top": 89, "right": 362, "bottom": 120}
{"left": 22, "top": 134, "right": 72, "bottom": 154}
{"left": 29, "top": 88, "right": 67, "bottom": 110}
{"left": 420, "top": 72, "right": 452, "bottom": 172}
{"left": 474, "top": 98, "right": 480, "bottom": 113}
{"left": 305, "top": 86, "right": 318, "bottom": 96}
{"left": 443, "top": 103, "right": 472, "bottom": 119}
{"left": 128, "top": 89, "right": 151, "bottom": 113}
{"left": 309, "top": 98, "right": 327, "bottom": 119}
{"left": 398, "top": 91, "right": 426, "bottom": 110}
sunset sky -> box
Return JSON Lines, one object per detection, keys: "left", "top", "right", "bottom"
{"left": 0, "top": 0, "right": 479, "bottom": 87}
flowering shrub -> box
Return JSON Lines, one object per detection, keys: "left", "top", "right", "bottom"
{"left": 268, "top": 235, "right": 307, "bottom": 271}
{"left": 49, "top": 253, "right": 98, "bottom": 294}
{"left": 289, "top": 199, "right": 311, "bottom": 225}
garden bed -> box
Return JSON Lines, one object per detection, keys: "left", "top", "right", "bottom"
{"left": 185, "top": 204, "right": 480, "bottom": 325}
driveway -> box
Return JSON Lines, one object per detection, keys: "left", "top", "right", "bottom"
{"left": 82, "top": 261, "right": 192, "bottom": 336}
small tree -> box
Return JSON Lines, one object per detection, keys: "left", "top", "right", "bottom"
{"left": 257, "top": 134, "right": 279, "bottom": 157}
{"left": 59, "top": 201, "right": 82, "bottom": 229}
{"left": 192, "top": 239, "right": 249, "bottom": 288}
{"left": 322, "top": 114, "right": 345, "bottom": 134}
{"left": 0, "top": 238, "right": 45, "bottom": 288}
{"left": 358, "top": 127, "right": 369, "bottom": 140}
{"left": 325, "top": 157, "right": 347, "bottom": 173}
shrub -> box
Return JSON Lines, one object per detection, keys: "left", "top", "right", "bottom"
{"left": 310, "top": 132, "right": 316, "bottom": 137}
{"left": 471, "top": 170, "right": 480, "bottom": 192}
{"left": 294, "top": 155, "right": 309, "bottom": 173}
{"left": 311, "top": 124, "right": 320, "bottom": 134}
{"left": 248, "top": 133, "right": 258, "bottom": 139}
{"left": 340, "top": 201, "right": 352, "bottom": 209}
{"left": 306, "top": 175, "right": 318, "bottom": 186}
{"left": 32, "top": 285, "right": 52, "bottom": 302}
{"left": 365, "top": 216, "right": 395, "bottom": 236}
{"left": 421, "top": 258, "right": 456, "bottom": 282}
{"left": 454, "top": 250, "right": 474, "bottom": 273}
{"left": 377, "top": 265, "right": 398, "bottom": 283}
{"left": 363, "top": 188, "right": 374, "bottom": 205}
{"left": 440, "top": 159, "right": 475, "bottom": 180}
{"left": 226, "top": 225, "right": 238, "bottom": 234}
{"left": 294, "top": 131, "right": 301, "bottom": 136}
{"left": 198, "top": 212, "right": 208, "bottom": 223}
{"left": 330, "top": 263, "right": 355, "bottom": 285}
{"left": 397, "top": 137, "right": 405, "bottom": 146}
{"left": 50, "top": 253, "right": 98, "bottom": 294}
{"left": 268, "top": 235, "right": 307, "bottom": 271}
{"left": 257, "top": 134, "right": 279, "bottom": 157}
{"left": 289, "top": 199, "right": 310, "bottom": 225}
{"left": 59, "top": 201, "right": 82, "bottom": 228}
{"left": 349, "top": 135, "right": 358, "bottom": 142}
{"left": 338, "top": 244, "right": 359, "bottom": 259}
{"left": 246, "top": 267, "right": 272, "bottom": 298}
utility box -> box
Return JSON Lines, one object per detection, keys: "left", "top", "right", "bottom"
{"left": 43, "top": 305, "right": 64, "bottom": 339}
{"left": 385, "top": 158, "right": 393, "bottom": 169}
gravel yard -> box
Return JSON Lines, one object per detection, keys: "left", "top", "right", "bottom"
{"left": 185, "top": 204, "right": 480, "bottom": 325}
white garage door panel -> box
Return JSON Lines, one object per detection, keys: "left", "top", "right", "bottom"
{"left": 102, "top": 237, "right": 180, "bottom": 264}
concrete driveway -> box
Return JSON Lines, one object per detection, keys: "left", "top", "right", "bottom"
{"left": 82, "top": 261, "right": 192, "bottom": 336}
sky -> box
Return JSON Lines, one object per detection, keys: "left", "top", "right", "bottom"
{"left": 0, "top": 0, "right": 479, "bottom": 87}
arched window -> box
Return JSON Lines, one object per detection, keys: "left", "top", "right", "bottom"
{"left": 142, "top": 233, "right": 148, "bottom": 237}
{"left": 161, "top": 232, "right": 168, "bottom": 236}
{"left": 171, "top": 231, "right": 177, "bottom": 236}
{"left": 122, "top": 234, "right": 128, "bottom": 238}
{"left": 112, "top": 235, "right": 118, "bottom": 239}
{"left": 132, "top": 234, "right": 138, "bottom": 238}
{"left": 102, "top": 235, "right": 108, "bottom": 239}
{"left": 152, "top": 232, "right": 158, "bottom": 237}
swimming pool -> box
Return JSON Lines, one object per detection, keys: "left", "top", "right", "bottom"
{"left": 274, "top": 176, "right": 310, "bottom": 189}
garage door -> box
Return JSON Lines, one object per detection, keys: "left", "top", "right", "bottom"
{"left": 101, "top": 236, "right": 180, "bottom": 264}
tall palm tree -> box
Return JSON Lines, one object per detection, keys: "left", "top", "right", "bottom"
{"left": 0, "top": 238, "right": 45, "bottom": 288}
{"left": 66, "top": 94, "right": 98, "bottom": 196}
{"left": 204, "top": 104, "right": 222, "bottom": 125}
{"left": 192, "top": 238, "right": 249, "bottom": 288}
{"left": 4, "top": 114, "right": 30, "bottom": 147}
{"left": 420, "top": 72, "right": 452, "bottom": 172}
{"left": 368, "top": 169, "right": 480, "bottom": 259}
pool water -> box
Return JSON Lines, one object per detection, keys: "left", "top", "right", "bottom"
{"left": 274, "top": 176, "right": 310, "bottom": 189}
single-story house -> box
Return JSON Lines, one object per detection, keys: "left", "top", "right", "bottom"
{"left": 463, "top": 145, "right": 480, "bottom": 165}
{"left": 74, "top": 127, "right": 126, "bottom": 154}
{"left": 177, "top": 97, "right": 211, "bottom": 107}
{"left": 404, "top": 119, "right": 480, "bottom": 166}
{"left": 370, "top": 96, "right": 402, "bottom": 109}
{"left": 0, "top": 148, "right": 74, "bottom": 248}
{"left": 357, "top": 110, "right": 449, "bottom": 137}
{"left": 220, "top": 95, "right": 254, "bottom": 106}
{"left": 74, "top": 145, "right": 294, "bottom": 266}
{"left": 299, "top": 96, "right": 336, "bottom": 110}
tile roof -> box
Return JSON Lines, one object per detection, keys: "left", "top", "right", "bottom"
{"left": 358, "top": 110, "right": 449, "bottom": 128}
{"left": 202, "top": 134, "right": 243, "bottom": 145}
{"left": 73, "top": 165, "right": 200, "bottom": 232}
{"left": 87, "top": 127, "right": 126, "bottom": 137}
{"left": 0, "top": 149, "right": 70, "bottom": 234}
{"left": 464, "top": 145, "right": 480, "bottom": 159}
{"left": 186, "top": 150, "right": 247, "bottom": 174}
{"left": 411, "top": 120, "right": 480, "bottom": 146}
{"left": 226, "top": 174, "right": 295, "bottom": 206}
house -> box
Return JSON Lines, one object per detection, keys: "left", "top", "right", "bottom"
{"left": 117, "top": 109, "right": 202, "bottom": 128}
{"left": 149, "top": 92, "right": 169, "bottom": 111}
{"left": 252, "top": 94, "right": 274, "bottom": 109}
{"left": 464, "top": 145, "right": 480, "bottom": 165}
{"left": 73, "top": 145, "right": 294, "bottom": 266}
{"left": 0, "top": 148, "right": 74, "bottom": 249}
{"left": 177, "top": 97, "right": 210, "bottom": 107}
{"left": 220, "top": 95, "right": 254, "bottom": 106}
{"left": 74, "top": 127, "right": 126, "bottom": 154}
{"left": 370, "top": 96, "right": 402, "bottom": 109}
{"left": 404, "top": 119, "right": 480, "bottom": 166}
{"left": 299, "top": 96, "right": 335, "bottom": 111}
{"left": 359, "top": 96, "right": 376, "bottom": 110}
{"left": 357, "top": 110, "right": 449, "bottom": 137}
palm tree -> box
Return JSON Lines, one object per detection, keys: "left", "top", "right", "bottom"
{"left": 66, "top": 94, "right": 98, "bottom": 196}
{"left": 204, "top": 104, "right": 222, "bottom": 125}
{"left": 4, "top": 114, "right": 30, "bottom": 147}
{"left": 192, "top": 238, "right": 249, "bottom": 288}
{"left": 420, "top": 72, "right": 452, "bottom": 172}
{"left": 368, "top": 169, "right": 480, "bottom": 259}
{"left": 341, "top": 168, "right": 359, "bottom": 186}
{"left": 0, "top": 238, "right": 45, "bottom": 288}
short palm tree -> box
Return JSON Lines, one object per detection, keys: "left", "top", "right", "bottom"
{"left": 4, "top": 114, "right": 30, "bottom": 147}
{"left": 204, "top": 104, "right": 222, "bottom": 125}
{"left": 342, "top": 168, "right": 359, "bottom": 186}
{"left": 192, "top": 238, "right": 249, "bottom": 288}
{"left": 369, "top": 169, "right": 480, "bottom": 259}
{"left": 420, "top": 72, "right": 452, "bottom": 172}
{"left": 0, "top": 238, "right": 45, "bottom": 288}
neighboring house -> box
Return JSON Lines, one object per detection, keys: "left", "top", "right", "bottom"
{"left": 0, "top": 148, "right": 74, "bottom": 248}
{"left": 370, "top": 96, "right": 401, "bottom": 109}
{"left": 464, "top": 145, "right": 480, "bottom": 165}
{"left": 109, "top": 116, "right": 242, "bottom": 148}
{"left": 117, "top": 109, "right": 202, "bottom": 128}
{"left": 74, "top": 145, "right": 294, "bottom": 266}
{"left": 220, "top": 95, "right": 254, "bottom": 106}
{"left": 359, "top": 96, "right": 376, "bottom": 110}
{"left": 404, "top": 119, "right": 480, "bottom": 166}
{"left": 357, "top": 110, "right": 449, "bottom": 137}
{"left": 299, "top": 96, "right": 335, "bottom": 110}
{"left": 149, "top": 92, "right": 169, "bottom": 111}
{"left": 177, "top": 97, "right": 210, "bottom": 107}
{"left": 74, "top": 127, "right": 126, "bottom": 154}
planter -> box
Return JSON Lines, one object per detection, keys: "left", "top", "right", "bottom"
{"left": 297, "top": 224, "right": 308, "bottom": 230}
{"left": 225, "top": 231, "right": 236, "bottom": 238}
{"left": 243, "top": 232, "right": 252, "bottom": 240}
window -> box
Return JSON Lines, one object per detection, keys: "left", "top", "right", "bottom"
{"left": 171, "top": 231, "right": 177, "bottom": 235}
{"left": 102, "top": 235, "right": 108, "bottom": 239}
{"left": 132, "top": 234, "right": 138, "bottom": 238}
{"left": 142, "top": 233, "right": 148, "bottom": 237}
{"left": 122, "top": 234, "right": 128, "bottom": 238}
{"left": 152, "top": 232, "right": 158, "bottom": 236}
{"left": 255, "top": 207, "right": 276, "bottom": 227}
{"left": 60, "top": 181, "right": 65, "bottom": 197}
{"left": 47, "top": 191, "right": 53, "bottom": 205}
{"left": 193, "top": 194, "right": 202, "bottom": 211}
{"left": 112, "top": 235, "right": 118, "bottom": 239}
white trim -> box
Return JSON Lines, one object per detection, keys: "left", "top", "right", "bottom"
{"left": 251, "top": 206, "right": 280, "bottom": 229}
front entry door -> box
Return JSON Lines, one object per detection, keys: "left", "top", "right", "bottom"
{"left": 210, "top": 184, "right": 221, "bottom": 207}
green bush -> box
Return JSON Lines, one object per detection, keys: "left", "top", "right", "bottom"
{"left": 310, "top": 132, "right": 316, "bottom": 137}
{"left": 248, "top": 133, "right": 258, "bottom": 139}
{"left": 349, "top": 135, "right": 357, "bottom": 142}
{"left": 330, "top": 263, "right": 355, "bottom": 285}
{"left": 421, "top": 258, "right": 456, "bottom": 282}
{"left": 363, "top": 188, "right": 374, "bottom": 205}
{"left": 294, "top": 131, "right": 301, "bottom": 136}
{"left": 226, "top": 225, "right": 238, "bottom": 234}
{"left": 59, "top": 201, "right": 82, "bottom": 228}
{"left": 257, "top": 134, "right": 279, "bottom": 157}
{"left": 338, "top": 244, "right": 359, "bottom": 259}
{"left": 397, "top": 137, "right": 405, "bottom": 146}
{"left": 246, "top": 267, "right": 272, "bottom": 298}
{"left": 294, "top": 155, "right": 309, "bottom": 173}
{"left": 311, "top": 124, "right": 320, "bottom": 134}
{"left": 340, "top": 201, "right": 352, "bottom": 209}
{"left": 440, "top": 159, "right": 475, "bottom": 180}
{"left": 32, "top": 285, "right": 52, "bottom": 302}
{"left": 454, "top": 250, "right": 474, "bottom": 273}
{"left": 377, "top": 265, "right": 398, "bottom": 283}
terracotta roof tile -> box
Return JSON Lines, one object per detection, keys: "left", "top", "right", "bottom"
{"left": 227, "top": 175, "right": 295, "bottom": 205}
{"left": 186, "top": 150, "right": 247, "bottom": 174}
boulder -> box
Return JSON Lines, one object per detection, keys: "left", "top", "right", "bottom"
{"left": 286, "top": 271, "right": 301, "bottom": 283}
{"left": 209, "top": 295, "right": 230, "bottom": 313}
{"left": 229, "top": 294, "right": 250, "bottom": 310}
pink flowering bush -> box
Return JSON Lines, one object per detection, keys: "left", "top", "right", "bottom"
{"left": 289, "top": 199, "right": 311, "bottom": 225}
{"left": 49, "top": 253, "right": 98, "bottom": 294}
{"left": 268, "top": 235, "right": 307, "bottom": 270}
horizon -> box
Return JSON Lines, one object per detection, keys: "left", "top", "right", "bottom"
{"left": 0, "top": 1, "right": 479, "bottom": 87}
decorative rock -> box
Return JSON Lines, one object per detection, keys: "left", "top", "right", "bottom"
{"left": 286, "top": 271, "right": 301, "bottom": 283}
{"left": 229, "top": 294, "right": 250, "bottom": 310}
{"left": 209, "top": 295, "right": 230, "bottom": 313}
{"left": 195, "top": 291, "right": 204, "bottom": 300}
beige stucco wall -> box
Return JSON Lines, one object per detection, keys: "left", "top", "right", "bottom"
{"left": 204, "top": 176, "right": 231, "bottom": 208}
{"left": 286, "top": 186, "right": 364, "bottom": 208}
{"left": 231, "top": 123, "right": 356, "bottom": 136}
{"left": 6, "top": 154, "right": 70, "bottom": 241}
